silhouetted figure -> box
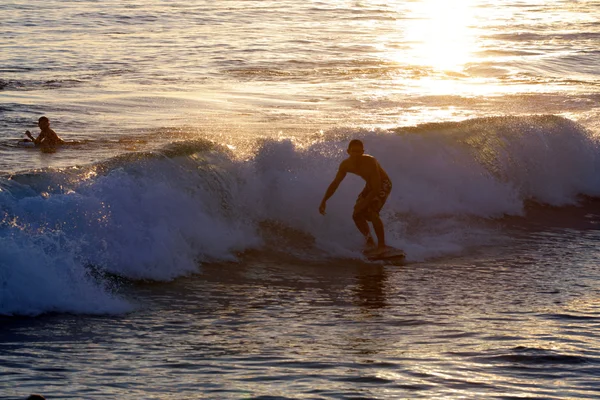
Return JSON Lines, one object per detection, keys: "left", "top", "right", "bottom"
{"left": 319, "top": 139, "right": 392, "bottom": 253}
{"left": 25, "top": 116, "right": 65, "bottom": 150}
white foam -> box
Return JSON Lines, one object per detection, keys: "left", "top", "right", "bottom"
{"left": 234, "top": 116, "right": 600, "bottom": 260}
{"left": 2, "top": 115, "right": 599, "bottom": 315}
{"left": 0, "top": 231, "right": 131, "bottom": 316}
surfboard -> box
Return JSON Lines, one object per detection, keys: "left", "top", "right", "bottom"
{"left": 17, "top": 140, "right": 36, "bottom": 148}
{"left": 17, "top": 140, "right": 65, "bottom": 152}
{"left": 363, "top": 246, "right": 406, "bottom": 264}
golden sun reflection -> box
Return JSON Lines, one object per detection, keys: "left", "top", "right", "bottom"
{"left": 392, "top": 0, "right": 478, "bottom": 71}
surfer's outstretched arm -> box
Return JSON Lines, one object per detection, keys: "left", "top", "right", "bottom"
{"left": 319, "top": 165, "right": 347, "bottom": 215}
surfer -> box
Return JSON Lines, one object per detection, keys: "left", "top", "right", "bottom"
{"left": 24, "top": 116, "right": 64, "bottom": 150}
{"left": 319, "top": 139, "right": 392, "bottom": 253}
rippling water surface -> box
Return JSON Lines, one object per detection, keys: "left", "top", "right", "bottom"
{"left": 1, "top": 1, "right": 600, "bottom": 399}
{"left": 3, "top": 226, "right": 600, "bottom": 399}
{"left": 2, "top": 0, "right": 600, "bottom": 172}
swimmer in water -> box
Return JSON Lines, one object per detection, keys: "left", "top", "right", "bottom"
{"left": 25, "top": 116, "right": 65, "bottom": 150}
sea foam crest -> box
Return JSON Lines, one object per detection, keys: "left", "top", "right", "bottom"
{"left": 1, "top": 115, "right": 598, "bottom": 315}
{"left": 0, "top": 144, "right": 259, "bottom": 316}
{"left": 240, "top": 115, "right": 600, "bottom": 257}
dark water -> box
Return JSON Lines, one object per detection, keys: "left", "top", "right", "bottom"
{"left": 3, "top": 220, "right": 600, "bottom": 399}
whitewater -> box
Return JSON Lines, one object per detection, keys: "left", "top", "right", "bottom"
{"left": 1, "top": 114, "right": 598, "bottom": 316}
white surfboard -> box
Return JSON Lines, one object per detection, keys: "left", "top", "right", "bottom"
{"left": 17, "top": 140, "right": 36, "bottom": 148}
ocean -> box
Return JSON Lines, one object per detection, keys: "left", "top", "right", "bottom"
{"left": 2, "top": 0, "right": 600, "bottom": 398}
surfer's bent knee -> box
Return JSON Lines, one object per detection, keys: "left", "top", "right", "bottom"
{"left": 365, "top": 210, "right": 380, "bottom": 222}
{"left": 353, "top": 209, "right": 378, "bottom": 222}
{"left": 352, "top": 210, "right": 366, "bottom": 221}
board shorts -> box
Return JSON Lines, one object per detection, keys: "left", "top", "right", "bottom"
{"left": 354, "top": 179, "right": 392, "bottom": 219}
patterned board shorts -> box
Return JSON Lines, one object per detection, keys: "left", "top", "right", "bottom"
{"left": 355, "top": 179, "right": 392, "bottom": 217}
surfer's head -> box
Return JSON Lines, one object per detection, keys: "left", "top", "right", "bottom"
{"left": 38, "top": 116, "right": 50, "bottom": 130}
{"left": 347, "top": 139, "right": 364, "bottom": 157}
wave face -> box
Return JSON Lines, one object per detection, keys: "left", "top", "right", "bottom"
{"left": 2, "top": 115, "right": 599, "bottom": 316}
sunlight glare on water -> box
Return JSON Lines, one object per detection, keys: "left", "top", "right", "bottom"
{"left": 397, "top": 0, "right": 478, "bottom": 71}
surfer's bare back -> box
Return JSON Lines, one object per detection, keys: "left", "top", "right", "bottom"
{"left": 319, "top": 139, "right": 392, "bottom": 252}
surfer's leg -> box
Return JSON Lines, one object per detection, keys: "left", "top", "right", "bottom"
{"left": 354, "top": 191, "right": 375, "bottom": 247}
{"left": 352, "top": 212, "right": 375, "bottom": 247}
{"left": 366, "top": 182, "right": 391, "bottom": 250}
{"left": 369, "top": 212, "right": 386, "bottom": 250}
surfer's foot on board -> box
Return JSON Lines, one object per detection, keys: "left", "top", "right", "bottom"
{"left": 371, "top": 245, "right": 389, "bottom": 255}
{"left": 363, "top": 242, "right": 389, "bottom": 256}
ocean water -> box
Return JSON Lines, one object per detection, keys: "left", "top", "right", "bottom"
{"left": 2, "top": 0, "right": 600, "bottom": 398}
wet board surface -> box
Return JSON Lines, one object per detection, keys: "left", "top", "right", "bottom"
{"left": 17, "top": 140, "right": 36, "bottom": 148}
{"left": 364, "top": 246, "right": 406, "bottom": 263}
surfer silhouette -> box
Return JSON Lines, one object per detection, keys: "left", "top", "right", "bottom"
{"left": 24, "top": 116, "right": 64, "bottom": 150}
{"left": 319, "top": 139, "right": 392, "bottom": 253}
